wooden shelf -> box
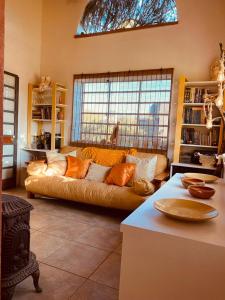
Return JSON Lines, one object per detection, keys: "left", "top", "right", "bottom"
{"left": 23, "top": 147, "right": 58, "bottom": 153}
{"left": 180, "top": 144, "right": 218, "bottom": 149}
{"left": 171, "top": 162, "right": 216, "bottom": 170}
{"left": 182, "top": 123, "right": 220, "bottom": 128}
{"left": 173, "top": 75, "right": 224, "bottom": 163}
{"left": 32, "top": 119, "right": 65, "bottom": 123}
{"left": 185, "top": 81, "right": 219, "bottom": 87}
{"left": 28, "top": 82, "right": 67, "bottom": 151}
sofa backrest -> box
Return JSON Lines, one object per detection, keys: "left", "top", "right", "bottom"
{"left": 60, "top": 146, "right": 167, "bottom": 176}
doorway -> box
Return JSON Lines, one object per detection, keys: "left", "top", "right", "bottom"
{"left": 2, "top": 71, "right": 18, "bottom": 189}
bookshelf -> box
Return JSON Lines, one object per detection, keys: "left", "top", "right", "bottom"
{"left": 27, "top": 82, "right": 67, "bottom": 151}
{"left": 173, "top": 76, "right": 225, "bottom": 165}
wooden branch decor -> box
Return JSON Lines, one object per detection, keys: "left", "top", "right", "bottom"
{"left": 78, "top": 0, "right": 177, "bottom": 35}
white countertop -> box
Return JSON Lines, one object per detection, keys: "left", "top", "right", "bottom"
{"left": 121, "top": 173, "right": 225, "bottom": 248}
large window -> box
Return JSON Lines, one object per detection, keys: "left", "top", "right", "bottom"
{"left": 72, "top": 69, "right": 173, "bottom": 152}
{"left": 76, "top": 0, "right": 178, "bottom": 37}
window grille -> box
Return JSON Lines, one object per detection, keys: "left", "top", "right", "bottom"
{"left": 72, "top": 69, "right": 173, "bottom": 153}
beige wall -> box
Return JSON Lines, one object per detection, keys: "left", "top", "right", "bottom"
{"left": 5, "top": 0, "right": 43, "bottom": 183}
{"left": 41, "top": 0, "right": 225, "bottom": 159}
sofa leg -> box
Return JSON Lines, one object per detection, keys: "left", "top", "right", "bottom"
{"left": 27, "top": 191, "right": 35, "bottom": 199}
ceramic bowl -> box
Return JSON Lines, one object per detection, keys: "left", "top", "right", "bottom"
{"left": 181, "top": 177, "right": 205, "bottom": 189}
{"left": 188, "top": 185, "right": 215, "bottom": 199}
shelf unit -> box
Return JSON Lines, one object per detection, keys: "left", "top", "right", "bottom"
{"left": 173, "top": 75, "right": 225, "bottom": 164}
{"left": 27, "top": 82, "right": 67, "bottom": 151}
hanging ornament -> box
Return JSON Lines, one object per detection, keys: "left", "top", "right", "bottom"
{"left": 215, "top": 83, "right": 224, "bottom": 108}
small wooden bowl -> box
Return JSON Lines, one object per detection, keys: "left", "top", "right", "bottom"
{"left": 181, "top": 177, "right": 205, "bottom": 189}
{"left": 188, "top": 185, "right": 215, "bottom": 199}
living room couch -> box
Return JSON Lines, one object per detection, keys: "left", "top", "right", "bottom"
{"left": 25, "top": 146, "right": 168, "bottom": 211}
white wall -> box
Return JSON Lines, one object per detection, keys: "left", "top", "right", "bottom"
{"left": 40, "top": 0, "right": 225, "bottom": 159}
{"left": 4, "top": 0, "right": 43, "bottom": 184}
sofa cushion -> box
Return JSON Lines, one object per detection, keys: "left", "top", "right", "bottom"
{"left": 81, "top": 147, "right": 137, "bottom": 167}
{"left": 126, "top": 155, "right": 157, "bottom": 183}
{"left": 25, "top": 175, "right": 146, "bottom": 210}
{"left": 27, "top": 161, "right": 47, "bottom": 176}
{"left": 46, "top": 150, "right": 77, "bottom": 176}
{"left": 65, "top": 156, "right": 92, "bottom": 179}
{"left": 85, "top": 163, "right": 111, "bottom": 182}
{"left": 105, "top": 163, "right": 136, "bottom": 187}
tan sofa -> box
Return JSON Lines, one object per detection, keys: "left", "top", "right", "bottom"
{"left": 25, "top": 147, "right": 168, "bottom": 211}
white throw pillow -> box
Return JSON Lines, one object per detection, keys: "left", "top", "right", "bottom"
{"left": 45, "top": 150, "right": 77, "bottom": 176}
{"left": 85, "top": 163, "right": 111, "bottom": 182}
{"left": 46, "top": 150, "right": 76, "bottom": 163}
{"left": 126, "top": 155, "right": 157, "bottom": 183}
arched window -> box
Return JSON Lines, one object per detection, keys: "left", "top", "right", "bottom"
{"left": 76, "top": 0, "right": 178, "bottom": 37}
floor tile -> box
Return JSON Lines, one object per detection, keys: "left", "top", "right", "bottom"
{"left": 90, "top": 253, "right": 121, "bottom": 289}
{"left": 30, "top": 210, "right": 59, "bottom": 230}
{"left": 43, "top": 240, "right": 109, "bottom": 278}
{"left": 70, "top": 279, "right": 118, "bottom": 300}
{"left": 14, "top": 263, "right": 85, "bottom": 300}
{"left": 31, "top": 231, "right": 67, "bottom": 261}
{"left": 77, "top": 227, "right": 122, "bottom": 251}
{"left": 91, "top": 214, "right": 124, "bottom": 231}
{"left": 39, "top": 218, "right": 90, "bottom": 242}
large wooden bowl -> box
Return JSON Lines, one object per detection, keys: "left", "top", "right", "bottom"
{"left": 181, "top": 177, "right": 205, "bottom": 189}
{"left": 154, "top": 198, "right": 218, "bottom": 222}
{"left": 184, "top": 173, "right": 218, "bottom": 183}
{"left": 188, "top": 185, "right": 215, "bottom": 199}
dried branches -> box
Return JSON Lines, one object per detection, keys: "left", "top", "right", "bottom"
{"left": 80, "top": 0, "right": 177, "bottom": 34}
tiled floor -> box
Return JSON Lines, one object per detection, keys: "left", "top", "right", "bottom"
{"left": 4, "top": 188, "right": 129, "bottom": 300}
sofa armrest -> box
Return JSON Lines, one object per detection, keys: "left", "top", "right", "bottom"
{"left": 154, "top": 171, "right": 169, "bottom": 182}
{"left": 152, "top": 171, "right": 169, "bottom": 191}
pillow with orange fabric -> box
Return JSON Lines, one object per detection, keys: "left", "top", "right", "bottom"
{"left": 65, "top": 156, "right": 92, "bottom": 179}
{"left": 105, "top": 163, "right": 136, "bottom": 187}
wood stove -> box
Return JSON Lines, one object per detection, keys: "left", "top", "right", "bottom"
{"left": 1, "top": 194, "right": 42, "bottom": 300}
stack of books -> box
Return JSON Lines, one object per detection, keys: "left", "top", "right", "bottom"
{"left": 181, "top": 128, "right": 219, "bottom": 146}
{"left": 32, "top": 107, "right": 52, "bottom": 119}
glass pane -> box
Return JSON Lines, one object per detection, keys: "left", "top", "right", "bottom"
{"left": 2, "top": 168, "right": 14, "bottom": 180}
{"left": 82, "top": 123, "right": 107, "bottom": 134}
{"left": 138, "top": 126, "right": 168, "bottom": 137}
{"left": 82, "top": 113, "right": 108, "bottom": 123}
{"left": 141, "top": 91, "right": 171, "bottom": 102}
{"left": 139, "top": 103, "right": 169, "bottom": 114}
{"left": 108, "top": 114, "right": 138, "bottom": 125}
{"left": 139, "top": 115, "right": 169, "bottom": 126}
{"left": 4, "top": 112, "right": 14, "bottom": 123}
{"left": 3, "top": 156, "right": 14, "bottom": 168}
{"left": 4, "top": 74, "right": 15, "bottom": 87}
{"left": 111, "top": 81, "right": 140, "bottom": 92}
{"left": 141, "top": 80, "right": 172, "bottom": 91}
{"left": 4, "top": 86, "right": 15, "bottom": 99}
{"left": 83, "top": 93, "right": 108, "bottom": 103}
{"left": 3, "top": 124, "right": 14, "bottom": 135}
{"left": 111, "top": 92, "right": 139, "bottom": 103}
{"left": 4, "top": 99, "right": 15, "bottom": 111}
{"left": 109, "top": 103, "right": 138, "bottom": 114}
{"left": 83, "top": 103, "right": 108, "bottom": 113}
{"left": 84, "top": 83, "right": 108, "bottom": 93}
{"left": 3, "top": 145, "right": 14, "bottom": 156}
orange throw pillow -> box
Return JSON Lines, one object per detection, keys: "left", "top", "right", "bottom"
{"left": 105, "top": 163, "right": 136, "bottom": 187}
{"left": 65, "top": 156, "right": 92, "bottom": 179}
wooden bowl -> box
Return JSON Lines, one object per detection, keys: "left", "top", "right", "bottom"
{"left": 188, "top": 185, "right": 215, "bottom": 199}
{"left": 181, "top": 177, "right": 205, "bottom": 189}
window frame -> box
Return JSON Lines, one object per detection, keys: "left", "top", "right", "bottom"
{"left": 71, "top": 68, "right": 174, "bottom": 154}
{"left": 74, "top": 21, "right": 178, "bottom": 39}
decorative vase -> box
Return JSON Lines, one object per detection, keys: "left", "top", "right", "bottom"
{"left": 57, "top": 111, "right": 64, "bottom": 120}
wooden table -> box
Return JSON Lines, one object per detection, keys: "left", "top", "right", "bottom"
{"left": 119, "top": 173, "right": 225, "bottom": 300}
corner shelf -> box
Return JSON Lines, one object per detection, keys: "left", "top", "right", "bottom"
{"left": 173, "top": 75, "right": 224, "bottom": 166}
{"left": 27, "top": 82, "right": 67, "bottom": 151}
